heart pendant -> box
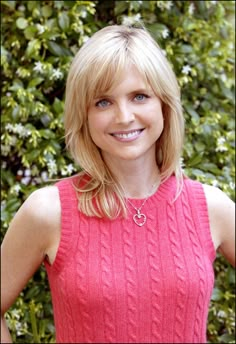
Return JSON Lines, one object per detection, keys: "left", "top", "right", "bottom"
{"left": 133, "top": 213, "right": 146, "bottom": 227}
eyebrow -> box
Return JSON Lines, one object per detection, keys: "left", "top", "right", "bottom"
{"left": 94, "top": 88, "right": 153, "bottom": 100}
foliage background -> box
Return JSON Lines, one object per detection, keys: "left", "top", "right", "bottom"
{"left": 1, "top": 0, "right": 235, "bottom": 343}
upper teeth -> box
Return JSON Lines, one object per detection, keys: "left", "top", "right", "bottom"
{"left": 113, "top": 130, "right": 141, "bottom": 138}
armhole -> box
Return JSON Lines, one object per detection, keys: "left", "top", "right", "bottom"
{"left": 185, "top": 179, "right": 216, "bottom": 263}
{"left": 44, "top": 178, "right": 78, "bottom": 273}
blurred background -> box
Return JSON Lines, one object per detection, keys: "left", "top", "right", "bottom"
{"left": 1, "top": 1, "right": 235, "bottom": 342}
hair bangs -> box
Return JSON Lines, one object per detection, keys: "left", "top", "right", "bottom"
{"left": 86, "top": 48, "right": 132, "bottom": 106}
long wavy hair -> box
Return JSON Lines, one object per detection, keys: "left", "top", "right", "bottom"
{"left": 64, "top": 24, "right": 185, "bottom": 219}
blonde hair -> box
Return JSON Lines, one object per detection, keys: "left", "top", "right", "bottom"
{"left": 64, "top": 24, "right": 185, "bottom": 218}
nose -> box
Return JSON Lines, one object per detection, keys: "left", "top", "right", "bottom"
{"left": 115, "top": 103, "right": 135, "bottom": 124}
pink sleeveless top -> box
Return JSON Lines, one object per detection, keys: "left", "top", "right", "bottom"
{"left": 45, "top": 175, "right": 216, "bottom": 343}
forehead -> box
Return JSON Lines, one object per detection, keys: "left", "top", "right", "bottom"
{"left": 93, "top": 64, "right": 150, "bottom": 98}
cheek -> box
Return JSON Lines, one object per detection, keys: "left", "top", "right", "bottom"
{"left": 87, "top": 113, "right": 107, "bottom": 145}
{"left": 87, "top": 116, "right": 97, "bottom": 142}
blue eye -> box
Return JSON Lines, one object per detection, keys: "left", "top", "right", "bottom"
{"left": 134, "top": 94, "right": 148, "bottom": 101}
{"left": 96, "top": 99, "right": 111, "bottom": 108}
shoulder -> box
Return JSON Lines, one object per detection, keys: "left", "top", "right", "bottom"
{"left": 10, "top": 185, "right": 61, "bottom": 263}
{"left": 202, "top": 184, "right": 234, "bottom": 217}
{"left": 1, "top": 186, "right": 61, "bottom": 311}
{"left": 22, "top": 185, "right": 60, "bottom": 224}
{"left": 202, "top": 184, "right": 235, "bottom": 266}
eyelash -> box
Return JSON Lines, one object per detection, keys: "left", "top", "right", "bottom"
{"left": 95, "top": 93, "right": 150, "bottom": 108}
{"left": 134, "top": 94, "right": 149, "bottom": 101}
{"left": 95, "top": 99, "right": 111, "bottom": 108}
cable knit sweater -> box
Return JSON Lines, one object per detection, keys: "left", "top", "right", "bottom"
{"left": 45, "top": 175, "right": 216, "bottom": 343}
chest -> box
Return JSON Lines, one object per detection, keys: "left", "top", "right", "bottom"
{"left": 59, "top": 204, "right": 214, "bottom": 308}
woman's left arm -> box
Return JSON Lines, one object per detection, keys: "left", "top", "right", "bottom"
{"left": 203, "top": 184, "right": 235, "bottom": 267}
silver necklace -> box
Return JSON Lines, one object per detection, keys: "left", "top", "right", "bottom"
{"left": 126, "top": 180, "right": 159, "bottom": 227}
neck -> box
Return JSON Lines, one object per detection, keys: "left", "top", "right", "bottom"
{"left": 103, "top": 156, "right": 160, "bottom": 199}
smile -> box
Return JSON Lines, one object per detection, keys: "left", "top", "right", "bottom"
{"left": 111, "top": 129, "right": 144, "bottom": 140}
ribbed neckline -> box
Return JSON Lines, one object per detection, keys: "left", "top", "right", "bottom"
{"left": 126, "top": 175, "right": 177, "bottom": 204}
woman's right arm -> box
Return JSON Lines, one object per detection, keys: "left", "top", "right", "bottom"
{"left": 1, "top": 186, "right": 60, "bottom": 343}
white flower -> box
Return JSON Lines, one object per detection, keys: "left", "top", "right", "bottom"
{"left": 122, "top": 13, "right": 141, "bottom": 26}
{"left": 217, "top": 310, "right": 226, "bottom": 318}
{"left": 162, "top": 29, "right": 169, "bottom": 39}
{"left": 41, "top": 171, "right": 49, "bottom": 181}
{"left": 182, "top": 65, "right": 192, "bottom": 75}
{"left": 229, "top": 182, "right": 235, "bottom": 190}
{"left": 165, "top": 1, "right": 173, "bottom": 10}
{"left": 188, "top": 3, "right": 195, "bottom": 15}
{"left": 5, "top": 123, "right": 13, "bottom": 131}
{"left": 21, "top": 176, "right": 31, "bottom": 185}
{"left": 18, "top": 5, "right": 26, "bottom": 12}
{"left": 157, "top": 1, "right": 173, "bottom": 10}
{"left": 15, "top": 123, "right": 24, "bottom": 132}
{"left": 51, "top": 68, "right": 63, "bottom": 80}
{"left": 193, "top": 100, "right": 200, "bottom": 109}
{"left": 216, "top": 146, "right": 227, "bottom": 152}
{"left": 217, "top": 137, "right": 226, "bottom": 145}
{"left": 214, "top": 41, "right": 220, "bottom": 48}
{"left": 17, "top": 170, "right": 24, "bottom": 176}
{"left": 61, "top": 164, "right": 75, "bottom": 176}
{"left": 36, "top": 24, "right": 45, "bottom": 34}
{"left": 80, "top": 10, "right": 87, "bottom": 18}
{"left": 82, "top": 35, "right": 89, "bottom": 44}
{"left": 122, "top": 16, "right": 133, "bottom": 26}
{"left": 134, "top": 13, "right": 141, "bottom": 21}
{"left": 33, "top": 61, "right": 44, "bottom": 73}
{"left": 6, "top": 92, "right": 11, "bottom": 97}
{"left": 67, "top": 164, "right": 74, "bottom": 173}
{"left": 221, "top": 74, "right": 227, "bottom": 83}
{"left": 216, "top": 137, "right": 227, "bottom": 152}
{"left": 12, "top": 184, "right": 21, "bottom": 195}
{"left": 24, "top": 169, "right": 31, "bottom": 177}
{"left": 10, "top": 123, "right": 31, "bottom": 138}
{"left": 212, "top": 180, "right": 218, "bottom": 187}
{"left": 44, "top": 87, "right": 53, "bottom": 94}
{"left": 9, "top": 135, "right": 17, "bottom": 146}
{"left": 47, "top": 159, "right": 57, "bottom": 176}
{"left": 1, "top": 145, "right": 10, "bottom": 155}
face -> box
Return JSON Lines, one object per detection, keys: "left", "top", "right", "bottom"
{"left": 87, "top": 66, "right": 164, "bottom": 167}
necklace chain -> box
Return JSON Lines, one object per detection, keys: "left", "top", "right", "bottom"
{"left": 126, "top": 179, "right": 160, "bottom": 227}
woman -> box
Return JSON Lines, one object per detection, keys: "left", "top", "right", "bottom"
{"left": 1, "top": 24, "right": 235, "bottom": 343}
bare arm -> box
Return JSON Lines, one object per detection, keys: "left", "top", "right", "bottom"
{"left": 1, "top": 186, "right": 60, "bottom": 343}
{"left": 203, "top": 184, "right": 235, "bottom": 267}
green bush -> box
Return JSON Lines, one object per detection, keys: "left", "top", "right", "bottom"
{"left": 1, "top": 1, "right": 235, "bottom": 343}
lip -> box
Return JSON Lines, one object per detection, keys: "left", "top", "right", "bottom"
{"left": 110, "top": 128, "right": 144, "bottom": 142}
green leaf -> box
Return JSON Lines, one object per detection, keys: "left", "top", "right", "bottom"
{"left": 58, "top": 12, "right": 70, "bottom": 31}
{"left": 211, "top": 287, "right": 224, "bottom": 301}
{"left": 5, "top": 198, "right": 21, "bottom": 213}
{"left": 42, "top": 5, "right": 53, "bottom": 18}
{"left": 24, "top": 149, "right": 41, "bottom": 161}
{"left": 184, "top": 104, "right": 200, "bottom": 123}
{"left": 179, "top": 44, "right": 193, "bottom": 54}
{"left": 26, "top": 39, "right": 41, "bottom": 57}
{"left": 16, "top": 17, "right": 28, "bottom": 30}
{"left": 28, "top": 78, "right": 44, "bottom": 88}
{"left": 187, "top": 153, "right": 204, "bottom": 167}
{"left": 47, "top": 41, "right": 72, "bottom": 57}
{"left": 114, "top": 1, "right": 129, "bottom": 16}
{"left": 52, "top": 98, "right": 64, "bottom": 114}
{"left": 27, "top": 1, "right": 39, "bottom": 11}
{"left": 1, "top": 1, "right": 16, "bottom": 10}
{"left": 39, "top": 129, "right": 56, "bottom": 139}
{"left": 24, "top": 25, "right": 38, "bottom": 40}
